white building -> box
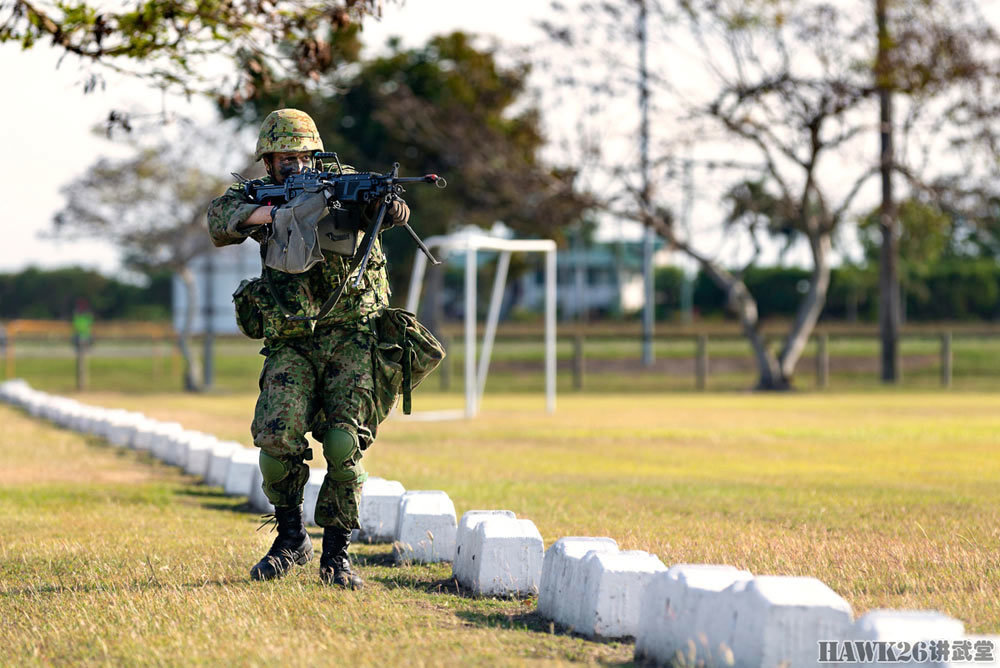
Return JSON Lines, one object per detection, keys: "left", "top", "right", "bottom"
{"left": 517, "top": 239, "right": 672, "bottom": 318}
{"left": 171, "top": 241, "right": 260, "bottom": 335}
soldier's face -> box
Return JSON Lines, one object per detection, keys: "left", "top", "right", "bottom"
{"left": 268, "top": 151, "right": 313, "bottom": 183}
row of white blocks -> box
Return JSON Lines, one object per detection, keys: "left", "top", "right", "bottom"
{"left": 2, "top": 379, "right": 995, "bottom": 665}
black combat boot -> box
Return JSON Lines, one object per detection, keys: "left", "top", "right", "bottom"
{"left": 319, "top": 528, "right": 363, "bottom": 589}
{"left": 250, "top": 505, "right": 313, "bottom": 581}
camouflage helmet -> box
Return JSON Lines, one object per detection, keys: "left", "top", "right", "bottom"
{"left": 254, "top": 108, "right": 323, "bottom": 162}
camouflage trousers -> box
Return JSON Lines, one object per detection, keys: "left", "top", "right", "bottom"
{"left": 251, "top": 325, "right": 380, "bottom": 532}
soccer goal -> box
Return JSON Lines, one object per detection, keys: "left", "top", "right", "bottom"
{"left": 403, "top": 230, "right": 557, "bottom": 420}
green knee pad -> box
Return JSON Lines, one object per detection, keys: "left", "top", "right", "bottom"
{"left": 259, "top": 451, "right": 289, "bottom": 485}
{"left": 259, "top": 451, "right": 308, "bottom": 506}
{"left": 322, "top": 428, "right": 368, "bottom": 484}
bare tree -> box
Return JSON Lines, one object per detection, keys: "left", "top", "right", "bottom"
{"left": 543, "top": 0, "right": 1000, "bottom": 389}
{"left": 53, "top": 123, "right": 255, "bottom": 391}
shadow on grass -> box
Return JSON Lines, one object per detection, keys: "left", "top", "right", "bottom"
{"left": 455, "top": 608, "right": 551, "bottom": 633}
{"left": 351, "top": 551, "right": 396, "bottom": 567}
{"left": 0, "top": 576, "right": 255, "bottom": 599}
{"left": 367, "top": 568, "right": 463, "bottom": 595}
{"left": 453, "top": 610, "right": 636, "bottom": 665}
{"left": 181, "top": 487, "right": 230, "bottom": 499}
{"left": 175, "top": 486, "right": 255, "bottom": 513}
{"left": 361, "top": 561, "right": 634, "bottom": 664}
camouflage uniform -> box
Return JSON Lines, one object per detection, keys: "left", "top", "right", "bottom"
{"left": 206, "top": 118, "right": 397, "bottom": 534}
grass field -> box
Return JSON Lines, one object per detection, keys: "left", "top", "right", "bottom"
{"left": 2, "top": 389, "right": 999, "bottom": 665}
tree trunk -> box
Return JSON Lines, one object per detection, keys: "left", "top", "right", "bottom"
{"left": 698, "top": 263, "right": 786, "bottom": 390}
{"left": 876, "top": 0, "right": 900, "bottom": 383}
{"left": 176, "top": 266, "right": 203, "bottom": 392}
{"left": 778, "top": 230, "right": 833, "bottom": 380}
{"left": 649, "top": 218, "right": 787, "bottom": 390}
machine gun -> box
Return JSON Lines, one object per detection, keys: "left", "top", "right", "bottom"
{"left": 236, "top": 153, "right": 446, "bottom": 321}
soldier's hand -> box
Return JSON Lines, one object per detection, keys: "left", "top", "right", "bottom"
{"left": 387, "top": 198, "right": 410, "bottom": 228}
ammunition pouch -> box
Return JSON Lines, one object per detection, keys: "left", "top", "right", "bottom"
{"left": 231, "top": 276, "right": 315, "bottom": 341}
{"left": 372, "top": 308, "right": 445, "bottom": 422}
{"left": 232, "top": 278, "right": 265, "bottom": 340}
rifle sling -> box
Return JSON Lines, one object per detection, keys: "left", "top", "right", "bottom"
{"left": 402, "top": 330, "right": 413, "bottom": 415}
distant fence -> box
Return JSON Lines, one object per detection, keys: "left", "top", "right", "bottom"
{"left": 1, "top": 319, "right": 177, "bottom": 391}
{"left": 555, "top": 331, "right": 960, "bottom": 390}
{"left": 3, "top": 319, "right": 999, "bottom": 393}
{"left": 429, "top": 326, "right": 1000, "bottom": 393}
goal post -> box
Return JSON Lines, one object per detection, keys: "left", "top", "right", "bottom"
{"left": 404, "top": 231, "right": 557, "bottom": 419}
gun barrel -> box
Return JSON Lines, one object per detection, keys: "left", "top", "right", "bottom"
{"left": 395, "top": 175, "right": 447, "bottom": 187}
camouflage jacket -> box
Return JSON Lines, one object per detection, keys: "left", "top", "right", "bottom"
{"left": 207, "top": 169, "right": 394, "bottom": 341}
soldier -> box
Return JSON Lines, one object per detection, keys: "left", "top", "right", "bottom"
{"left": 206, "top": 108, "right": 411, "bottom": 588}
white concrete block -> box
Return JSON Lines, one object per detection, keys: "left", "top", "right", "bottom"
{"left": 248, "top": 465, "right": 275, "bottom": 513}
{"left": 453, "top": 510, "right": 517, "bottom": 585}
{"left": 25, "top": 392, "right": 49, "bottom": 417}
{"left": 183, "top": 435, "right": 219, "bottom": 477}
{"left": 575, "top": 550, "right": 668, "bottom": 639}
{"left": 841, "top": 610, "right": 966, "bottom": 667}
{"left": 461, "top": 517, "right": 544, "bottom": 597}
{"left": 130, "top": 420, "right": 161, "bottom": 451}
{"left": 358, "top": 477, "right": 407, "bottom": 542}
{"left": 127, "top": 417, "right": 160, "bottom": 448}
{"left": 76, "top": 407, "right": 106, "bottom": 435}
{"left": 65, "top": 406, "right": 86, "bottom": 432}
{"left": 49, "top": 398, "right": 73, "bottom": 423}
{"left": 67, "top": 406, "right": 89, "bottom": 429}
{"left": 164, "top": 430, "right": 192, "bottom": 466}
{"left": 42, "top": 397, "right": 66, "bottom": 424}
{"left": 0, "top": 379, "right": 29, "bottom": 401}
{"left": 81, "top": 407, "right": 111, "bottom": 436}
{"left": 87, "top": 412, "right": 110, "bottom": 437}
{"left": 107, "top": 413, "right": 146, "bottom": 448}
{"left": 41, "top": 397, "right": 68, "bottom": 424}
{"left": 149, "top": 422, "right": 184, "bottom": 461}
{"left": 4, "top": 388, "right": 24, "bottom": 407}
{"left": 42, "top": 396, "right": 67, "bottom": 421}
{"left": 720, "top": 575, "right": 853, "bottom": 668}
{"left": 302, "top": 469, "right": 328, "bottom": 526}
{"left": 393, "top": 490, "right": 457, "bottom": 563}
{"left": 851, "top": 609, "right": 965, "bottom": 640}
{"left": 205, "top": 441, "right": 241, "bottom": 487}
{"left": 94, "top": 409, "right": 129, "bottom": 441}
{"left": 61, "top": 402, "right": 87, "bottom": 428}
{"left": 537, "top": 536, "right": 619, "bottom": 626}
{"left": 165, "top": 430, "right": 197, "bottom": 468}
{"left": 174, "top": 431, "right": 216, "bottom": 470}
{"left": 37, "top": 396, "right": 61, "bottom": 422}
{"left": 125, "top": 414, "right": 150, "bottom": 447}
{"left": 223, "top": 447, "right": 259, "bottom": 497}
{"left": 635, "top": 564, "right": 754, "bottom": 666}
{"left": 6, "top": 385, "right": 37, "bottom": 410}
